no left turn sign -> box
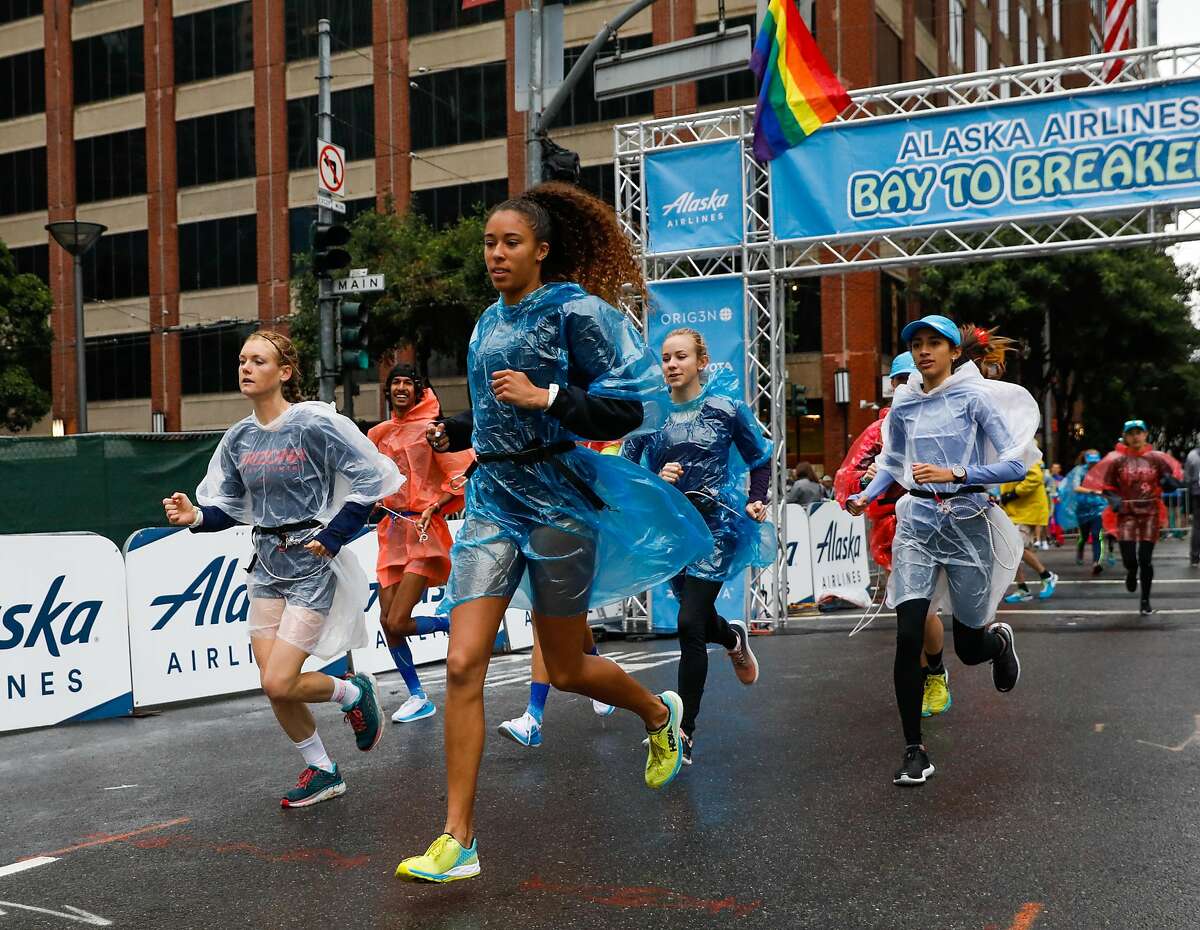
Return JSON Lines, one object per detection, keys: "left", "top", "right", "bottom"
{"left": 317, "top": 139, "right": 346, "bottom": 196}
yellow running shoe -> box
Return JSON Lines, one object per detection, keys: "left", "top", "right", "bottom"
{"left": 921, "top": 670, "right": 952, "bottom": 718}
{"left": 644, "top": 691, "right": 684, "bottom": 789}
{"left": 395, "top": 833, "right": 480, "bottom": 883}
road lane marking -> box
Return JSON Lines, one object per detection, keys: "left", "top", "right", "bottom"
{"left": 0, "top": 858, "right": 57, "bottom": 879}
{"left": 1137, "top": 714, "right": 1200, "bottom": 752}
{"left": 0, "top": 901, "right": 110, "bottom": 926}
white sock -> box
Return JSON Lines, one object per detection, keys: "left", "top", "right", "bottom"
{"left": 294, "top": 732, "right": 334, "bottom": 773}
{"left": 329, "top": 676, "right": 362, "bottom": 710}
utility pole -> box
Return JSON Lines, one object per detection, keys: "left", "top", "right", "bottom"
{"left": 526, "top": 0, "right": 544, "bottom": 187}
{"left": 1042, "top": 308, "right": 1054, "bottom": 464}
{"left": 317, "top": 18, "right": 337, "bottom": 405}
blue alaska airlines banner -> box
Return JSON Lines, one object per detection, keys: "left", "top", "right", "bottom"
{"left": 771, "top": 77, "right": 1200, "bottom": 240}
{"left": 644, "top": 276, "right": 749, "bottom": 631}
{"left": 645, "top": 140, "right": 744, "bottom": 253}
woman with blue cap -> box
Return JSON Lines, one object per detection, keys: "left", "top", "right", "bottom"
{"left": 835, "top": 351, "right": 953, "bottom": 719}
{"left": 845, "top": 314, "right": 1041, "bottom": 786}
{"left": 1059, "top": 449, "right": 1108, "bottom": 574}
{"left": 621, "top": 327, "right": 775, "bottom": 766}
{"left": 394, "top": 182, "right": 711, "bottom": 883}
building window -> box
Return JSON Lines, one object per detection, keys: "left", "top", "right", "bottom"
{"left": 9, "top": 243, "right": 49, "bottom": 283}
{"left": 696, "top": 16, "right": 757, "bottom": 106}
{"left": 284, "top": 0, "right": 372, "bottom": 61}
{"left": 81, "top": 229, "right": 149, "bottom": 301}
{"left": 975, "top": 28, "right": 991, "bottom": 70}
{"left": 949, "top": 0, "right": 965, "bottom": 69}
{"left": 411, "top": 179, "right": 508, "bottom": 230}
{"left": 407, "top": 0, "right": 504, "bottom": 37}
{"left": 0, "top": 146, "right": 47, "bottom": 217}
{"left": 1037, "top": 35, "right": 1046, "bottom": 62}
{"left": 1019, "top": 7, "right": 1030, "bottom": 64}
{"left": 410, "top": 62, "right": 506, "bottom": 150}
{"left": 0, "top": 0, "right": 40, "bottom": 26}
{"left": 0, "top": 48, "right": 45, "bottom": 120}
{"left": 875, "top": 16, "right": 902, "bottom": 86}
{"left": 287, "top": 84, "right": 374, "bottom": 169}
{"left": 287, "top": 197, "right": 376, "bottom": 274}
{"left": 784, "top": 279, "right": 822, "bottom": 354}
{"left": 74, "top": 27, "right": 145, "bottom": 105}
{"left": 999, "top": 0, "right": 1010, "bottom": 36}
{"left": 174, "top": 1, "right": 254, "bottom": 86}
{"left": 75, "top": 129, "right": 147, "bottom": 204}
{"left": 180, "top": 321, "right": 258, "bottom": 395}
{"left": 558, "top": 34, "right": 654, "bottom": 129}
{"left": 176, "top": 108, "right": 255, "bottom": 188}
{"left": 1052, "top": 0, "right": 1062, "bottom": 39}
{"left": 578, "top": 163, "right": 615, "bottom": 206}
{"left": 178, "top": 214, "right": 258, "bottom": 291}
{"left": 85, "top": 332, "right": 150, "bottom": 402}
{"left": 915, "top": 0, "right": 936, "bottom": 35}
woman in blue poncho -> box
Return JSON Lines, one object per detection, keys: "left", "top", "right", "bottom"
{"left": 394, "top": 182, "right": 711, "bottom": 884}
{"left": 622, "top": 328, "right": 774, "bottom": 766}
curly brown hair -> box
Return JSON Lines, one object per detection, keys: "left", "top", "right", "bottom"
{"left": 246, "top": 330, "right": 304, "bottom": 403}
{"left": 488, "top": 181, "right": 645, "bottom": 306}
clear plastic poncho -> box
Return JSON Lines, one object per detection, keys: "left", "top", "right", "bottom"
{"left": 1057, "top": 463, "right": 1108, "bottom": 531}
{"left": 443, "top": 281, "right": 712, "bottom": 614}
{"left": 621, "top": 368, "right": 775, "bottom": 582}
{"left": 197, "top": 401, "right": 403, "bottom": 658}
{"left": 876, "top": 363, "right": 1040, "bottom": 627}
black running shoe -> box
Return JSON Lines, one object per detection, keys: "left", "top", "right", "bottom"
{"left": 893, "top": 746, "right": 934, "bottom": 786}
{"left": 1140, "top": 599, "right": 1154, "bottom": 615}
{"left": 989, "top": 622, "right": 1020, "bottom": 693}
{"left": 1125, "top": 569, "right": 1138, "bottom": 593}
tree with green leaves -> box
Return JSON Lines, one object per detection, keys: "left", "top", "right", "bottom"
{"left": 916, "top": 245, "right": 1200, "bottom": 460}
{"left": 291, "top": 204, "right": 496, "bottom": 397}
{"left": 0, "top": 241, "right": 53, "bottom": 432}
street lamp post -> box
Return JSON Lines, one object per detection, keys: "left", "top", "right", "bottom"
{"left": 46, "top": 220, "right": 106, "bottom": 434}
{"left": 834, "top": 366, "right": 851, "bottom": 459}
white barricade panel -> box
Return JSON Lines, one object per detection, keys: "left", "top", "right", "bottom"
{"left": 1, "top": 534, "right": 133, "bottom": 732}
{"left": 125, "top": 526, "right": 346, "bottom": 707}
{"left": 807, "top": 502, "right": 871, "bottom": 608}
{"left": 785, "top": 504, "right": 814, "bottom": 606}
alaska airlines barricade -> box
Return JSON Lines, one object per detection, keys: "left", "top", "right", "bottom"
{"left": 807, "top": 501, "right": 871, "bottom": 608}
{"left": 0, "top": 533, "right": 134, "bottom": 733}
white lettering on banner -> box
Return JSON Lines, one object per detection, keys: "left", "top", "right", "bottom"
{"left": 661, "top": 188, "right": 730, "bottom": 231}
{"left": 0, "top": 535, "right": 133, "bottom": 733}
{"left": 806, "top": 502, "right": 871, "bottom": 609}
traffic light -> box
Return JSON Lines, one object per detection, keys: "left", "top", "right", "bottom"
{"left": 339, "top": 299, "right": 370, "bottom": 370}
{"left": 311, "top": 222, "right": 351, "bottom": 278}
{"left": 541, "top": 135, "right": 580, "bottom": 185}
{"left": 787, "top": 383, "right": 808, "bottom": 416}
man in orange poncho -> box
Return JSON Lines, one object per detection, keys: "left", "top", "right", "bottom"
{"left": 368, "top": 364, "right": 475, "bottom": 722}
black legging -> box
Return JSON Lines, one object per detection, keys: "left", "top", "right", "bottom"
{"left": 895, "top": 598, "right": 1005, "bottom": 746}
{"left": 1119, "top": 540, "right": 1155, "bottom": 599}
{"left": 675, "top": 575, "right": 739, "bottom": 735}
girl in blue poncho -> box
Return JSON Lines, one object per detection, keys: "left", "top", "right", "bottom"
{"left": 394, "top": 183, "right": 711, "bottom": 884}
{"left": 621, "top": 328, "right": 775, "bottom": 766}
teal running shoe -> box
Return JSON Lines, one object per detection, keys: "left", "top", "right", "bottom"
{"left": 344, "top": 673, "right": 385, "bottom": 752}
{"left": 280, "top": 764, "right": 345, "bottom": 809}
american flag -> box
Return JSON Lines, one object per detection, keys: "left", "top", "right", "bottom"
{"left": 1102, "top": 0, "right": 1136, "bottom": 82}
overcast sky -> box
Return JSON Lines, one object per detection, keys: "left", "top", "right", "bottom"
{"left": 1158, "top": 1, "right": 1200, "bottom": 281}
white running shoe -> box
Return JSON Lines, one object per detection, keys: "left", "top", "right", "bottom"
{"left": 498, "top": 711, "right": 542, "bottom": 748}
{"left": 591, "top": 655, "right": 618, "bottom": 716}
{"left": 391, "top": 694, "right": 436, "bottom": 723}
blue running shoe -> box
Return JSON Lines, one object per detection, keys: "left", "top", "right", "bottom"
{"left": 1004, "top": 588, "right": 1033, "bottom": 604}
{"left": 1037, "top": 572, "right": 1058, "bottom": 600}
{"left": 498, "top": 711, "right": 542, "bottom": 747}
{"left": 391, "top": 694, "right": 436, "bottom": 723}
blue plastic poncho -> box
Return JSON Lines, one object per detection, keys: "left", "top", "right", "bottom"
{"left": 442, "top": 281, "right": 712, "bottom": 615}
{"left": 622, "top": 369, "right": 775, "bottom": 583}
{"left": 1057, "top": 463, "right": 1108, "bottom": 531}
{"left": 876, "top": 363, "right": 1041, "bottom": 627}
{"left": 197, "top": 401, "right": 403, "bottom": 657}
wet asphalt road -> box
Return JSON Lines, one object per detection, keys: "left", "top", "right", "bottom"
{"left": 1, "top": 540, "right": 1198, "bottom": 930}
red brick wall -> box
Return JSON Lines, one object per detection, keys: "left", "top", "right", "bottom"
{"left": 254, "top": 0, "right": 291, "bottom": 328}
{"left": 373, "top": 0, "right": 410, "bottom": 213}
{"left": 506, "top": 0, "right": 527, "bottom": 195}
{"left": 43, "top": 4, "right": 78, "bottom": 431}
{"left": 653, "top": 0, "right": 697, "bottom": 118}
{"left": 145, "top": 0, "right": 181, "bottom": 431}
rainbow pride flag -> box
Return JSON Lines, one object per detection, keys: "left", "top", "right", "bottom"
{"left": 750, "top": 0, "right": 852, "bottom": 161}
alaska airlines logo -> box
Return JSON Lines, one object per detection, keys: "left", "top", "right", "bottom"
{"left": 815, "top": 521, "right": 862, "bottom": 564}
{"left": 0, "top": 576, "right": 101, "bottom": 656}
{"left": 150, "top": 556, "right": 250, "bottom": 630}
{"left": 661, "top": 189, "right": 731, "bottom": 230}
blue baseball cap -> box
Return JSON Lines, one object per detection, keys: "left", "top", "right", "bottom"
{"left": 1122, "top": 419, "right": 1147, "bottom": 433}
{"left": 900, "top": 314, "right": 961, "bottom": 347}
{"left": 1085, "top": 451, "right": 1101, "bottom": 463}
{"left": 888, "top": 351, "right": 918, "bottom": 379}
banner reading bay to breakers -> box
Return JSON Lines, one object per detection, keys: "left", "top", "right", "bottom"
{"left": 771, "top": 77, "right": 1200, "bottom": 240}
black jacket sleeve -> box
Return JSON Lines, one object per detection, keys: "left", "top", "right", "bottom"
{"left": 439, "top": 408, "right": 474, "bottom": 452}
{"left": 748, "top": 464, "right": 771, "bottom": 504}
{"left": 546, "top": 385, "right": 643, "bottom": 441}
{"left": 314, "top": 500, "right": 374, "bottom": 557}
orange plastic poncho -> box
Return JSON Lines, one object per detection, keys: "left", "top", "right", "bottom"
{"left": 367, "top": 389, "right": 476, "bottom": 587}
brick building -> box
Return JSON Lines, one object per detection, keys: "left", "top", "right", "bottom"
{"left": 0, "top": 0, "right": 1099, "bottom": 469}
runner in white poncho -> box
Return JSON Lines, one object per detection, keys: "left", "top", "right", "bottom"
{"left": 162, "top": 330, "right": 402, "bottom": 809}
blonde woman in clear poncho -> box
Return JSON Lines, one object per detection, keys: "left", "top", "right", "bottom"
{"left": 162, "top": 331, "right": 402, "bottom": 809}
{"left": 846, "top": 315, "right": 1040, "bottom": 787}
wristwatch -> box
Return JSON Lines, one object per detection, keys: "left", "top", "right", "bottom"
{"left": 545, "top": 383, "right": 560, "bottom": 409}
{"left": 950, "top": 465, "right": 967, "bottom": 484}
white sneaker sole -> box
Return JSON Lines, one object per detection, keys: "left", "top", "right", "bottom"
{"left": 893, "top": 763, "right": 935, "bottom": 786}
{"left": 497, "top": 722, "right": 541, "bottom": 748}
{"left": 728, "top": 621, "right": 759, "bottom": 685}
{"left": 392, "top": 702, "right": 436, "bottom": 723}
{"left": 281, "top": 780, "right": 346, "bottom": 809}
{"left": 405, "top": 861, "right": 481, "bottom": 883}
